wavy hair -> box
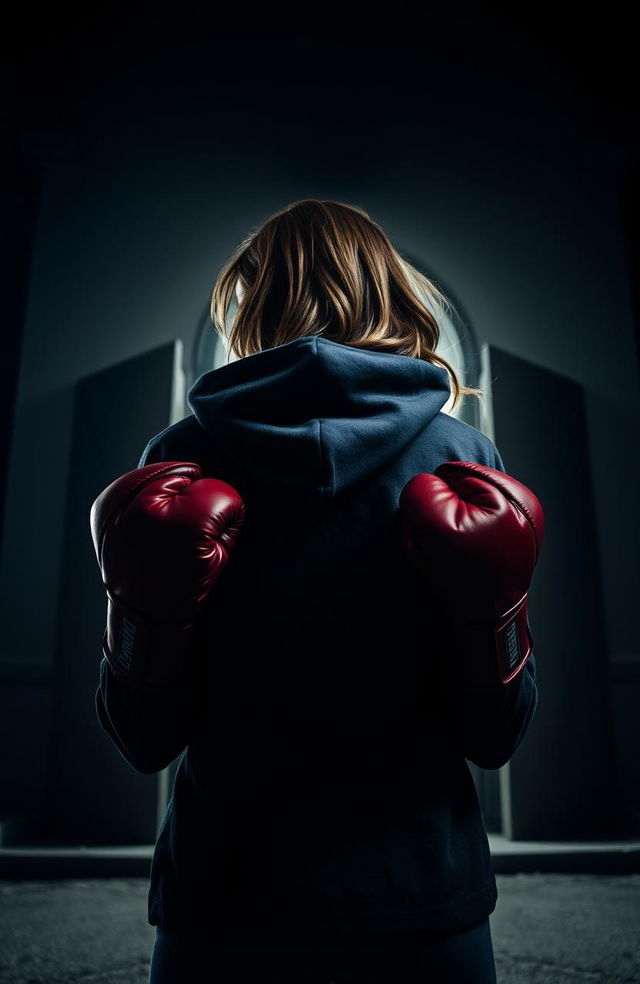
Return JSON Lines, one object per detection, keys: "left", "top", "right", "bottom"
{"left": 210, "top": 199, "right": 482, "bottom": 412}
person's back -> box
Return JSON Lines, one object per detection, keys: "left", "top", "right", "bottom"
{"left": 93, "top": 199, "right": 541, "bottom": 982}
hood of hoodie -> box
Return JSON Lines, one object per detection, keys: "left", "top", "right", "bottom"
{"left": 187, "top": 335, "right": 451, "bottom": 505}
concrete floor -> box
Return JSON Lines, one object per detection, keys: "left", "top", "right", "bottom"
{"left": 0, "top": 874, "right": 638, "bottom": 983}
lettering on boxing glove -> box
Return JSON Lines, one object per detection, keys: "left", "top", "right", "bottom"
{"left": 118, "top": 617, "right": 137, "bottom": 674}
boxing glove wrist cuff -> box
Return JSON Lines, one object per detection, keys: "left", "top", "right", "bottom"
{"left": 103, "top": 589, "right": 198, "bottom": 691}
{"left": 447, "top": 592, "right": 533, "bottom": 689}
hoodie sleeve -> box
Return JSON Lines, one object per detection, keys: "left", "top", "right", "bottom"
{"left": 437, "top": 440, "right": 540, "bottom": 771}
{"left": 94, "top": 433, "right": 206, "bottom": 774}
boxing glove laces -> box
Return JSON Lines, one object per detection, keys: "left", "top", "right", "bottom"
{"left": 90, "top": 461, "right": 246, "bottom": 690}
{"left": 399, "top": 461, "right": 544, "bottom": 687}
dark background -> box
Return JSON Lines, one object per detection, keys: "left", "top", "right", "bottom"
{"left": 1, "top": 0, "right": 638, "bottom": 848}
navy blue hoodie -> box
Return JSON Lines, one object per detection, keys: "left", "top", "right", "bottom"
{"left": 95, "top": 335, "right": 538, "bottom": 943}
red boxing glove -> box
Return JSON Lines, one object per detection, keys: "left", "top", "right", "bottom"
{"left": 399, "top": 461, "right": 544, "bottom": 687}
{"left": 90, "top": 461, "right": 246, "bottom": 690}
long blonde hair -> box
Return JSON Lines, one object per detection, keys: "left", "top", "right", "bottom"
{"left": 210, "top": 199, "right": 482, "bottom": 412}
